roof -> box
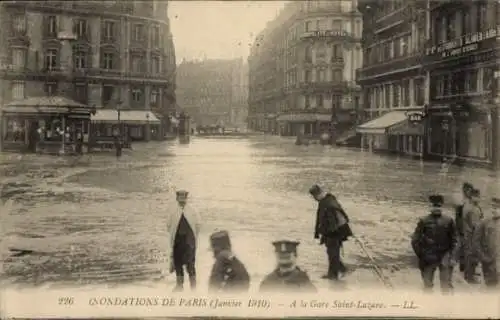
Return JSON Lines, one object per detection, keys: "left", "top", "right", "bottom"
{"left": 91, "top": 110, "right": 161, "bottom": 124}
{"left": 356, "top": 111, "right": 407, "bottom": 134}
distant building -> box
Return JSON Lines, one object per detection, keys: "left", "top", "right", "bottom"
{"left": 0, "top": 0, "right": 176, "bottom": 144}
{"left": 247, "top": 0, "right": 363, "bottom": 138}
{"left": 176, "top": 58, "right": 248, "bottom": 128}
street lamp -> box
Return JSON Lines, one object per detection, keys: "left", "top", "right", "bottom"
{"left": 146, "top": 112, "right": 150, "bottom": 141}
{"left": 57, "top": 31, "right": 77, "bottom": 155}
{"left": 116, "top": 100, "right": 123, "bottom": 137}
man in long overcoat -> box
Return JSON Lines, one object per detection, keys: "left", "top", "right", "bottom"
{"left": 167, "top": 190, "right": 201, "bottom": 291}
{"left": 309, "top": 184, "right": 353, "bottom": 281}
{"left": 463, "top": 188, "right": 484, "bottom": 283}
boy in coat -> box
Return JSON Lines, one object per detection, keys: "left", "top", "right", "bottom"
{"left": 259, "top": 240, "right": 317, "bottom": 293}
{"left": 208, "top": 230, "right": 250, "bottom": 293}
{"left": 167, "top": 190, "right": 201, "bottom": 291}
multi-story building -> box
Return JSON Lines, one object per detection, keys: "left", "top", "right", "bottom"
{"left": 356, "top": 0, "right": 428, "bottom": 157}
{"left": 247, "top": 0, "right": 363, "bottom": 138}
{"left": 0, "top": 0, "right": 176, "bottom": 142}
{"left": 176, "top": 58, "right": 248, "bottom": 128}
{"left": 422, "top": 0, "right": 500, "bottom": 169}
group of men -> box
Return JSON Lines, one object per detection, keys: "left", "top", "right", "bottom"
{"left": 167, "top": 185, "right": 354, "bottom": 293}
{"left": 411, "top": 182, "right": 500, "bottom": 292}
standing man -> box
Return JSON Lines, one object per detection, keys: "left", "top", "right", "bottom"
{"left": 309, "top": 184, "right": 353, "bottom": 281}
{"left": 411, "top": 195, "right": 457, "bottom": 293}
{"left": 208, "top": 230, "right": 250, "bottom": 293}
{"left": 463, "top": 188, "right": 484, "bottom": 284}
{"left": 259, "top": 240, "right": 316, "bottom": 293}
{"left": 455, "top": 182, "right": 474, "bottom": 273}
{"left": 167, "top": 190, "right": 201, "bottom": 292}
{"left": 473, "top": 197, "right": 500, "bottom": 289}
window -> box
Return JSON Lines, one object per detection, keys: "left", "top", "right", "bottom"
{"left": 384, "top": 84, "right": 391, "bottom": 106}
{"left": 131, "top": 87, "right": 143, "bottom": 102}
{"left": 11, "top": 81, "right": 25, "bottom": 100}
{"left": 483, "top": 67, "right": 494, "bottom": 92}
{"left": 151, "top": 88, "right": 159, "bottom": 105}
{"left": 465, "top": 69, "right": 478, "bottom": 92}
{"left": 131, "top": 55, "right": 143, "bottom": 72}
{"left": 152, "top": 56, "right": 160, "bottom": 73}
{"left": 317, "top": 69, "right": 326, "bottom": 82}
{"left": 477, "top": 3, "right": 487, "bottom": 32}
{"left": 102, "top": 85, "right": 114, "bottom": 105}
{"left": 73, "top": 50, "right": 87, "bottom": 69}
{"left": 74, "top": 84, "right": 87, "bottom": 103}
{"left": 102, "top": 52, "right": 114, "bottom": 69}
{"left": 402, "top": 79, "right": 410, "bottom": 106}
{"left": 383, "top": 42, "right": 391, "bottom": 61}
{"left": 44, "top": 82, "right": 58, "bottom": 96}
{"left": 46, "top": 16, "right": 57, "bottom": 37}
{"left": 73, "top": 19, "right": 88, "bottom": 39}
{"left": 11, "top": 48, "right": 26, "bottom": 69}
{"left": 332, "top": 44, "right": 342, "bottom": 60}
{"left": 333, "top": 69, "right": 342, "bottom": 81}
{"left": 317, "top": 19, "right": 327, "bottom": 31}
{"left": 305, "top": 21, "right": 312, "bottom": 32}
{"left": 13, "top": 14, "right": 26, "bottom": 33}
{"left": 44, "top": 49, "right": 58, "bottom": 70}
{"left": 332, "top": 95, "right": 342, "bottom": 109}
{"left": 394, "top": 39, "right": 401, "bottom": 57}
{"left": 414, "top": 78, "right": 424, "bottom": 105}
{"left": 355, "top": 20, "right": 361, "bottom": 38}
{"left": 305, "top": 95, "right": 311, "bottom": 108}
{"left": 392, "top": 83, "right": 400, "bottom": 107}
{"left": 103, "top": 21, "right": 115, "bottom": 41}
{"left": 316, "top": 45, "right": 326, "bottom": 60}
{"left": 305, "top": 45, "right": 312, "bottom": 62}
{"left": 304, "top": 70, "right": 312, "bottom": 82}
{"left": 332, "top": 20, "right": 342, "bottom": 31}
{"left": 152, "top": 25, "right": 160, "bottom": 47}
{"left": 462, "top": 10, "right": 472, "bottom": 35}
{"left": 316, "top": 94, "right": 324, "bottom": 108}
{"left": 133, "top": 24, "right": 143, "bottom": 41}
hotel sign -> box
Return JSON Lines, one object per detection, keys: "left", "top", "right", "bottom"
{"left": 425, "top": 25, "right": 499, "bottom": 58}
{"left": 301, "top": 30, "right": 349, "bottom": 39}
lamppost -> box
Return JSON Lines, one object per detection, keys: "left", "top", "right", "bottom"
{"left": 57, "top": 31, "right": 77, "bottom": 155}
{"left": 146, "top": 112, "right": 150, "bottom": 141}
{"left": 116, "top": 100, "right": 123, "bottom": 137}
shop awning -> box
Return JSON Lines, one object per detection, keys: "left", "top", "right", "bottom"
{"left": 277, "top": 113, "right": 331, "bottom": 123}
{"left": 91, "top": 110, "right": 161, "bottom": 124}
{"left": 387, "top": 119, "right": 424, "bottom": 136}
{"left": 356, "top": 111, "right": 407, "bottom": 135}
{"left": 2, "top": 96, "right": 91, "bottom": 114}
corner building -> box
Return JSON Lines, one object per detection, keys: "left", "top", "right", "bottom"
{"left": 247, "top": 0, "right": 363, "bottom": 138}
{"left": 0, "top": 0, "right": 176, "bottom": 142}
{"left": 422, "top": 0, "right": 500, "bottom": 169}
{"left": 356, "top": 0, "right": 428, "bottom": 157}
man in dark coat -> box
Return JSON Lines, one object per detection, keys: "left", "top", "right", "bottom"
{"left": 411, "top": 194, "right": 458, "bottom": 293}
{"left": 455, "top": 182, "right": 473, "bottom": 273}
{"left": 259, "top": 240, "right": 317, "bottom": 293}
{"left": 309, "top": 184, "right": 353, "bottom": 281}
{"left": 208, "top": 230, "right": 250, "bottom": 293}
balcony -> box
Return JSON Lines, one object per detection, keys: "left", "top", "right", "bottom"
{"left": 357, "top": 53, "right": 422, "bottom": 81}
{"left": 300, "top": 30, "right": 357, "bottom": 42}
{"left": 8, "top": 29, "right": 30, "bottom": 47}
{"left": 299, "top": 80, "right": 348, "bottom": 92}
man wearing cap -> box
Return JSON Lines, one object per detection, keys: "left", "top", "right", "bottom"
{"left": 472, "top": 197, "right": 500, "bottom": 288}
{"left": 411, "top": 194, "right": 458, "bottom": 293}
{"left": 208, "top": 230, "right": 250, "bottom": 293}
{"left": 166, "top": 190, "right": 201, "bottom": 291}
{"left": 309, "top": 184, "right": 353, "bottom": 281}
{"left": 463, "top": 188, "right": 484, "bottom": 284}
{"left": 455, "top": 182, "right": 474, "bottom": 273}
{"left": 259, "top": 240, "right": 317, "bottom": 293}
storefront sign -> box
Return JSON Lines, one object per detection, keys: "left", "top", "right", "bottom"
{"left": 425, "top": 25, "right": 500, "bottom": 58}
{"left": 302, "top": 30, "right": 349, "bottom": 38}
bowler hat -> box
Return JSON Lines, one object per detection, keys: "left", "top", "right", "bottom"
{"left": 176, "top": 190, "right": 189, "bottom": 197}
{"left": 309, "top": 184, "right": 322, "bottom": 196}
{"left": 210, "top": 230, "right": 231, "bottom": 250}
{"left": 429, "top": 194, "right": 444, "bottom": 207}
{"left": 272, "top": 240, "right": 300, "bottom": 254}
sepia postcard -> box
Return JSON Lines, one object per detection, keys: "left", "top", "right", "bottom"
{"left": 0, "top": 0, "right": 499, "bottom": 319}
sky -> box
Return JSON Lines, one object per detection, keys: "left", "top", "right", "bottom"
{"left": 169, "top": 1, "right": 287, "bottom": 63}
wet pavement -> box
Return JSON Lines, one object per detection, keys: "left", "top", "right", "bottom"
{"left": 1, "top": 136, "right": 499, "bottom": 292}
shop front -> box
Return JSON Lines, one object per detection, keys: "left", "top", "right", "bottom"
{"left": 0, "top": 96, "right": 94, "bottom": 154}
{"left": 276, "top": 113, "right": 331, "bottom": 137}
{"left": 426, "top": 103, "right": 493, "bottom": 165}
{"left": 357, "top": 111, "right": 408, "bottom": 153}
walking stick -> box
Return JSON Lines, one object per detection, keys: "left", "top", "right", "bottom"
{"left": 351, "top": 235, "right": 394, "bottom": 289}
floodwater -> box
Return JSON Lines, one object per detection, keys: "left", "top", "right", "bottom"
{"left": 1, "top": 136, "right": 499, "bottom": 292}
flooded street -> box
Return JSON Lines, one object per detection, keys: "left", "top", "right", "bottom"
{"left": 1, "top": 136, "right": 499, "bottom": 291}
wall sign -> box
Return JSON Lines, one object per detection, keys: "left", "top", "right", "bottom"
{"left": 425, "top": 25, "right": 500, "bottom": 58}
